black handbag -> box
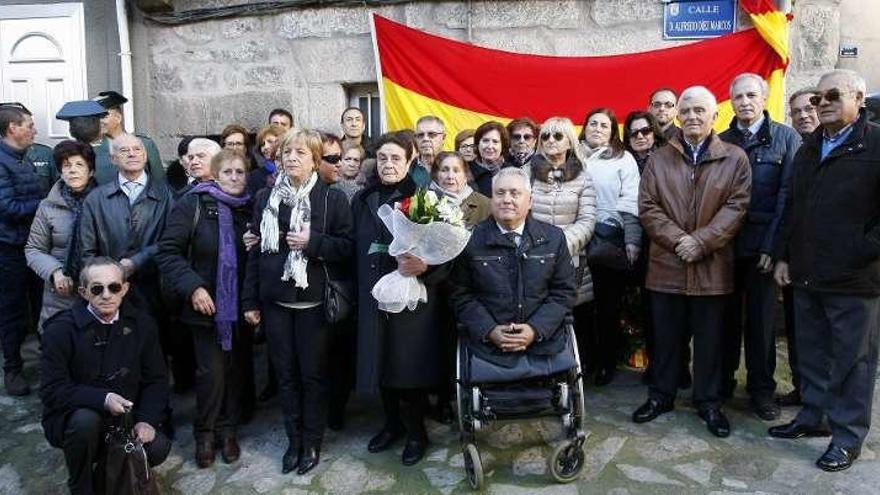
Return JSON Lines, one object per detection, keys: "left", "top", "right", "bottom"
{"left": 95, "top": 410, "right": 161, "bottom": 495}
{"left": 587, "top": 219, "right": 630, "bottom": 270}
{"left": 321, "top": 189, "right": 355, "bottom": 324}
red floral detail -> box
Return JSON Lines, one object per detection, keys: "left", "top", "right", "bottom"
{"left": 399, "top": 197, "right": 412, "bottom": 216}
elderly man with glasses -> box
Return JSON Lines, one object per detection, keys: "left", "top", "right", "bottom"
{"left": 771, "top": 69, "right": 880, "bottom": 472}
{"left": 412, "top": 115, "right": 446, "bottom": 187}
{"left": 40, "top": 257, "right": 170, "bottom": 494}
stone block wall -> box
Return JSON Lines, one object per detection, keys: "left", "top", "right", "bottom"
{"left": 130, "top": 0, "right": 852, "bottom": 159}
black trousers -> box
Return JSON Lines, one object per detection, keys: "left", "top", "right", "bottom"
{"left": 380, "top": 386, "right": 428, "bottom": 442}
{"left": 263, "top": 304, "right": 330, "bottom": 445}
{"left": 191, "top": 323, "right": 245, "bottom": 439}
{"left": 721, "top": 257, "right": 778, "bottom": 402}
{"left": 648, "top": 292, "right": 726, "bottom": 408}
{"left": 0, "top": 244, "right": 41, "bottom": 373}
{"left": 587, "top": 263, "right": 628, "bottom": 371}
{"left": 793, "top": 289, "right": 880, "bottom": 449}
{"left": 62, "top": 408, "right": 170, "bottom": 495}
{"left": 782, "top": 285, "right": 801, "bottom": 392}
{"left": 327, "top": 316, "right": 357, "bottom": 422}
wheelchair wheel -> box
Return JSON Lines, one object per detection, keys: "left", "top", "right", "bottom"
{"left": 549, "top": 441, "right": 585, "bottom": 483}
{"left": 463, "top": 443, "right": 485, "bottom": 490}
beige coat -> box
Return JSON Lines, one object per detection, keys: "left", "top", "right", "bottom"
{"left": 530, "top": 169, "right": 597, "bottom": 304}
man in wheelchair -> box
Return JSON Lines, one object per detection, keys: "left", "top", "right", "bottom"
{"left": 449, "top": 166, "right": 576, "bottom": 372}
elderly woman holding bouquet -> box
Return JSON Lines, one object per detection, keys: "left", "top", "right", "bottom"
{"left": 352, "top": 133, "right": 455, "bottom": 466}
{"left": 242, "top": 128, "right": 353, "bottom": 476}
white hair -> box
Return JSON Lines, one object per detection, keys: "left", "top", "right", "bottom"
{"left": 820, "top": 69, "right": 867, "bottom": 96}
{"left": 729, "top": 72, "right": 769, "bottom": 97}
{"left": 188, "top": 138, "right": 221, "bottom": 156}
{"left": 492, "top": 166, "right": 531, "bottom": 195}
{"left": 679, "top": 86, "right": 718, "bottom": 114}
{"left": 110, "top": 133, "right": 144, "bottom": 154}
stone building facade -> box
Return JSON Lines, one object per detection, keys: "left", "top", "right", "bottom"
{"left": 129, "top": 0, "right": 872, "bottom": 158}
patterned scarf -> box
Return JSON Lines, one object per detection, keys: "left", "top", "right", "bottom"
{"left": 191, "top": 181, "right": 251, "bottom": 351}
{"left": 428, "top": 180, "right": 474, "bottom": 208}
{"left": 62, "top": 180, "right": 96, "bottom": 279}
{"left": 260, "top": 171, "right": 318, "bottom": 288}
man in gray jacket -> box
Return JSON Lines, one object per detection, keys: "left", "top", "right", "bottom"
{"left": 79, "top": 133, "right": 172, "bottom": 315}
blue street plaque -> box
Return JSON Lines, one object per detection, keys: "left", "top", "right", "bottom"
{"left": 663, "top": 0, "right": 737, "bottom": 40}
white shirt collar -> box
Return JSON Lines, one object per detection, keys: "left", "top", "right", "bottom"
{"left": 118, "top": 171, "right": 148, "bottom": 188}
{"left": 86, "top": 304, "right": 120, "bottom": 325}
{"left": 737, "top": 116, "right": 764, "bottom": 137}
{"left": 496, "top": 221, "right": 525, "bottom": 236}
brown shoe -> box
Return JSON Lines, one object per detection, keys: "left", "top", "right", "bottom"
{"left": 195, "top": 436, "right": 216, "bottom": 468}
{"left": 220, "top": 433, "right": 241, "bottom": 464}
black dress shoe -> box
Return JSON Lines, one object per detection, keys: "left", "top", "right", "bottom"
{"left": 776, "top": 390, "right": 802, "bottom": 407}
{"left": 401, "top": 438, "right": 427, "bottom": 466}
{"left": 816, "top": 443, "right": 859, "bottom": 472}
{"left": 767, "top": 420, "right": 831, "bottom": 439}
{"left": 297, "top": 446, "right": 320, "bottom": 475}
{"left": 282, "top": 442, "right": 302, "bottom": 474}
{"left": 752, "top": 400, "right": 781, "bottom": 421}
{"left": 632, "top": 399, "right": 674, "bottom": 424}
{"left": 698, "top": 407, "right": 731, "bottom": 438}
{"left": 367, "top": 428, "right": 403, "bottom": 453}
{"left": 220, "top": 434, "right": 241, "bottom": 463}
{"left": 594, "top": 368, "right": 615, "bottom": 387}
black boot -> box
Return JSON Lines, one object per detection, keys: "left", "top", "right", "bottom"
{"left": 400, "top": 393, "right": 429, "bottom": 466}
{"left": 282, "top": 421, "right": 301, "bottom": 474}
{"left": 297, "top": 443, "right": 321, "bottom": 475}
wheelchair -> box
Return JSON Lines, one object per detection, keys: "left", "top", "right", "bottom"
{"left": 455, "top": 319, "right": 587, "bottom": 490}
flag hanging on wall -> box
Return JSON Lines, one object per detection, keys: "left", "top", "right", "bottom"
{"left": 371, "top": 3, "right": 790, "bottom": 149}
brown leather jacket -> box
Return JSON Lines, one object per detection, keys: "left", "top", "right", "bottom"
{"left": 639, "top": 133, "right": 751, "bottom": 296}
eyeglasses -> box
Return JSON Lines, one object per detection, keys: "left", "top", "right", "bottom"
{"left": 458, "top": 144, "right": 476, "bottom": 150}
{"left": 651, "top": 101, "right": 675, "bottom": 109}
{"left": 511, "top": 133, "right": 535, "bottom": 141}
{"left": 809, "top": 88, "right": 853, "bottom": 106}
{"left": 416, "top": 131, "right": 443, "bottom": 140}
{"left": 89, "top": 283, "right": 124, "bottom": 297}
{"left": 630, "top": 127, "right": 654, "bottom": 138}
{"left": 322, "top": 154, "right": 342, "bottom": 164}
{"left": 224, "top": 142, "right": 245, "bottom": 149}
{"left": 541, "top": 131, "right": 565, "bottom": 142}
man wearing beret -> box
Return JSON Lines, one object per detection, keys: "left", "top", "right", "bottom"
{"left": 92, "top": 91, "right": 165, "bottom": 185}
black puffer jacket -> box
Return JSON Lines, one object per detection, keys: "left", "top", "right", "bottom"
{"left": 719, "top": 112, "right": 801, "bottom": 258}
{"left": 155, "top": 191, "right": 252, "bottom": 327}
{"left": 242, "top": 179, "right": 353, "bottom": 310}
{"left": 449, "top": 215, "right": 576, "bottom": 367}
{"left": 40, "top": 300, "right": 168, "bottom": 447}
{"left": 776, "top": 109, "right": 880, "bottom": 295}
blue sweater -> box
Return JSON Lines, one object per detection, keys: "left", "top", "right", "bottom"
{"left": 0, "top": 139, "right": 42, "bottom": 246}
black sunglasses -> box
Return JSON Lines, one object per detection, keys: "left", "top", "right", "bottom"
{"left": 809, "top": 88, "right": 851, "bottom": 106}
{"left": 89, "top": 283, "right": 124, "bottom": 297}
{"left": 322, "top": 154, "right": 342, "bottom": 164}
{"left": 630, "top": 127, "right": 654, "bottom": 138}
{"left": 512, "top": 132, "right": 535, "bottom": 141}
{"left": 541, "top": 131, "right": 565, "bottom": 142}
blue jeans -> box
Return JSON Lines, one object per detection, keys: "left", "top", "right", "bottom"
{"left": 0, "top": 243, "right": 41, "bottom": 373}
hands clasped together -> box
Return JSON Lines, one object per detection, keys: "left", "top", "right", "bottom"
{"left": 488, "top": 323, "right": 537, "bottom": 353}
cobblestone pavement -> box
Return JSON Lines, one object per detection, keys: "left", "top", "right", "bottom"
{"left": 2, "top": 339, "right": 879, "bottom": 494}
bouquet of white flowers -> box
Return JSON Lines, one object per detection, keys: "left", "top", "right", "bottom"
{"left": 371, "top": 189, "right": 471, "bottom": 313}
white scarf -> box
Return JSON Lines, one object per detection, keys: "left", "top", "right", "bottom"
{"left": 428, "top": 180, "right": 474, "bottom": 208}
{"left": 260, "top": 171, "right": 319, "bottom": 288}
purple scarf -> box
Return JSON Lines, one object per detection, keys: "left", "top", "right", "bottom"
{"left": 192, "top": 181, "right": 251, "bottom": 351}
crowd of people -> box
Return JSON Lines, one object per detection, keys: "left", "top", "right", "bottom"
{"left": 0, "top": 66, "right": 878, "bottom": 493}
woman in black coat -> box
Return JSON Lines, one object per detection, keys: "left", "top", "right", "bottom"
{"left": 155, "top": 150, "right": 252, "bottom": 468}
{"left": 352, "top": 133, "right": 451, "bottom": 467}
{"left": 242, "top": 128, "right": 353, "bottom": 476}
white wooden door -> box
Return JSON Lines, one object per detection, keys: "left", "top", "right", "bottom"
{"left": 0, "top": 3, "right": 87, "bottom": 146}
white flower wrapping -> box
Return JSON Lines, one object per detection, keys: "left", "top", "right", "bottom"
{"left": 371, "top": 202, "right": 471, "bottom": 313}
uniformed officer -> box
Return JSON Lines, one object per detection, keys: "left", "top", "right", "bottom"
{"left": 92, "top": 91, "right": 165, "bottom": 185}
{"left": 0, "top": 102, "right": 57, "bottom": 195}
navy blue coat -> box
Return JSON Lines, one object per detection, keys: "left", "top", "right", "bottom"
{"left": 449, "top": 215, "right": 576, "bottom": 367}
{"left": 776, "top": 109, "right": 880, "bottom": 295}
{"left": 0, "top": 140, "right": 43, "bottom": 246}
{"left": 719, "top": 112, "right": 801, "bottom": 258}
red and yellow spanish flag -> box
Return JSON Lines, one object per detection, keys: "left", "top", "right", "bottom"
{"left": 371, "top": 2, "right": 789, "bottom": 148}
